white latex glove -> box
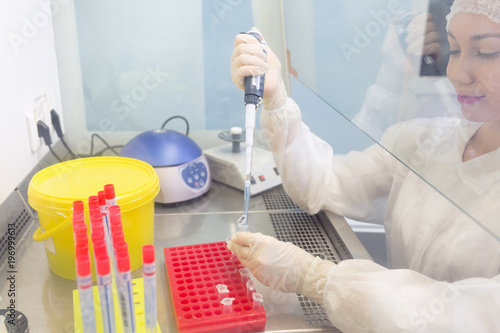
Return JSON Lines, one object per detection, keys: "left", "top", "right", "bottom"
{"left": 228, "top": 232, "right": 334, "bottom": 302}
{"left": 230, "top": 27, "right": 288, "bottom": 111}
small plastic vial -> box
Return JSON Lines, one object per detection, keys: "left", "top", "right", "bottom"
{"left": 252, "top": 292, "right": 263, "bottom": 310}
{"left": 246, "top": 280, "right": 255, "bottom": 296}
{"left": 216, "top": 284, "right": 229, "bottom": 299}
{"left": 221, "top": 297, "right": 235, "bottom": 313}
{"left": 239, "top": 267, "right": 251, "bottom": 282}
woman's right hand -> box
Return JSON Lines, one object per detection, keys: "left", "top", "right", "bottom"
{"left": 230, "top": 28, "right": 287, "bottom": 110}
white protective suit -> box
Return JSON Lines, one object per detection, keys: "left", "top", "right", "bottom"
{"left": 259, "top": 95, "right": 500, "bottom": 332}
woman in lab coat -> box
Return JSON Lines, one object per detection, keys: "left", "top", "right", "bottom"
{"left": 228, "top": 0, "right": 500, "bottom": 332}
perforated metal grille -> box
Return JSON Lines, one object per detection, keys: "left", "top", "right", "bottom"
{"left": 0, "top": 209, "right": 31, "bottom": 263}
{"left": 297, "top": 294, "right": 337, "bottom": 329}
{"left": 262, "top": 186, "right": 300, "bottom": 211}
{"left": 270, "top": 212, "right": 341, "bottom": 330}
{"left": 270, "top": 212, "right": 340, "bottom": 263}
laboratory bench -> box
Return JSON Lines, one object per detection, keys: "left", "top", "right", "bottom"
{"left": 0, "top": 179, "right": 371, "bottom": 333}
{"left": 0, "top": 132, "right": 372, "bottom": 332}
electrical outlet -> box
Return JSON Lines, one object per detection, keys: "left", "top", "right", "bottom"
{"left": 25, "top": 90, "right": 53, "bottom": 152}
{"left": 42, "top": 88, "right": 56, "bottom": 136}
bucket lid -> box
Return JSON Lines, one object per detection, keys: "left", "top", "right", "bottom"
{"left": 28, "top": 156, "right": 159, "bottom": 215}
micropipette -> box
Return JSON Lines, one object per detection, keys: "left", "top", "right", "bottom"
{"left": 241, "top": 29, "right": 266, "bottom": 231}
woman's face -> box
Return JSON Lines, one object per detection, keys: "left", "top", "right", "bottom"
{"left": 447, "top": 13, "right": 500, "bottom": 123}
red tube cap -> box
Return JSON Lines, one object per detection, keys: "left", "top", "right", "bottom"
{"left": 72, "top": 212, "right": 85, "bottom": 226}
{"left": 74, "top": 223, "right": 88, "bottom": 240}
{"left": 91, "top": 229, "right": 104, "bottom": 243}
{"left": 75, "top": 242, "right": 89, "bottom": 259}
{"left": 104, "top": 184, "right": 115, "bottom": 200}
{"left": 112, "top": 230, "right": 125, "bottom": 245}
{"left": 90, "top": 212, "right": 103, "bottom": 223}
{"left": 76, "top": 255, "right": 91, "bottom": 276}
{"left": 117, "top": 252, "right": 130, "bottom": 272}
{"left": 109, "top": 205, "right": 120, "bottom": 215}
{"left": 97, "top": 191, "right": 106, "bottom": 206}
{"left": 97, "top": 255, "right": 110, "bottom": 276}
{"left": 115, "top": 241, "right": 128, "bottom": 256}
{"left": 142, "top": 244, "right": 155, "bottom": 264}
{"left": 88, "top": 196, "right": 99, "bottom": 209}
{"left": 73, "top": 200, "right": 84, "bottom": 212}
{"left": 89, "top": 207, "right": 101, "bottom": 220}
{"left": 92, "top": 239, "right": 107, "bottom": 258}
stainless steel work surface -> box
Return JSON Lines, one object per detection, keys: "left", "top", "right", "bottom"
{"left": 154, "top": 183, "right": 371, "bottom": 332}
{"left": 0, "top": 182, "right": 370, "bottom": 332}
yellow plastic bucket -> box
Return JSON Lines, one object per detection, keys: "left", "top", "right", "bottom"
{"left": 28, "top": 156, "right": 160, "bottom": 280}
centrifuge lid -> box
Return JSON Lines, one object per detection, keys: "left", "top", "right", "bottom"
{"left": 120, "top": 129, "right": 202, "bottom": 167}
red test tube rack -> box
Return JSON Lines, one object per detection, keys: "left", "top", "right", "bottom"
{"left": 163, "top": 241, "right": 267, "bottom": 333}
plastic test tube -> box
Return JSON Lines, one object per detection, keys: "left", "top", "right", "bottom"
{"left": 142, "top": 245, "right": 157, "bottom": 333}
{"left": 98, "top": 191, "right": 112, "bottom": 243}
{"left": 73, "top": 212, "right": 85, "bottom": 226}
{"left": 117, "top": 252, "right": 136, "bottom": 333}
{"left": 109, "top": 205, "right": 122, "bottom": 258}
{"left": 75, "top": 241, "right": 90, "bottom": 259}
{"left": 74, "top": 223, "right": 88, "bottom": 243}
{"left": 216, "top": 284, "right": 229, "bottom": 299}
{"left": 92, "top": 239, "right": 107, "bottom": 261}
{"left": 97, "top": 255, "right": 116, "bottom": 333}
{"left": 246, "top": 280, "right": 255, "bottom": 296}
{"left": 239, "top": 267, "right": 251, "bottom": 282}
{"left": 73, "top": 200, "right": 84, "bottom": 213}
{"left": 104, "top": 184, "right": 117, "bottom": 207}
{"left": 77, "top": 255, "right": 97, "bottom": 333}
{"left": 220, "top": 297, "right": 235, "bottom": 314}
{"left": 115, "top": 241, "right": 128, "bottom": 257}
{"left": 252, "top": 292, "right": 263, "bottom": 310}
{"left": 89, "top": 196, "right": 100, "bottom": 210}
{"left": 73, "top": 200, "right": 84, "bottom": 225}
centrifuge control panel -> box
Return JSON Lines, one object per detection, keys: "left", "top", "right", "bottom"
{"left": 181, "top": 161, "right": 209, "bottom": 189}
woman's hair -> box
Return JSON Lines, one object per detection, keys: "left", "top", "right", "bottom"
{"left": 446, "top": 0, "right": 500, "bottom": 30}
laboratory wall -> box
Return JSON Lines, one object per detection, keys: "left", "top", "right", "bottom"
{"left": 0, "top": 0, "right": 62, "bottom": 204}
